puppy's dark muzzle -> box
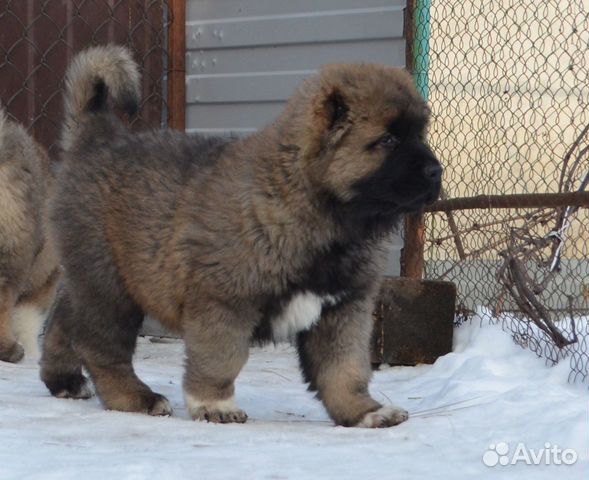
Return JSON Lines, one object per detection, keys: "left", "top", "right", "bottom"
{"left": 413, "top": 142, "right": 442, "bottom": 205}
{"left": 423, "top": 163, "right": 442, "bottom": 204}
{"left": 349, "top": 140, "right": 442, "bottom": 214}
{"left": 423, "top": 163, "right": 443, "bottom": 183}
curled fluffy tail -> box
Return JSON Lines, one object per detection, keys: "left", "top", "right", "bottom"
{"left": 61, "top": 44, "right": 141, "bottom": 151}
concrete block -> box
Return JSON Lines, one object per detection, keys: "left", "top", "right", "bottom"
{"left": 371, "top": 277, "right": 456, "bottom": 366}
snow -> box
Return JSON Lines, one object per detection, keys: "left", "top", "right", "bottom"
{"left": 0, "top": 319, "right": 587, "bottom": 480}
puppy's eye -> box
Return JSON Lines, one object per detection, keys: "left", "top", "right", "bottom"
{"left": 380, "top": 134, "right": 398, "bottom": 147}
{"left": 334, "top": 102, "right": 347, "bottom": 120}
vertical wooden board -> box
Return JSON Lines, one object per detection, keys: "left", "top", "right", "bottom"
{"left": 69, "top": 1, "right": 104, "bottom": 51}
{"left": 109, "top": 0, "right": 131, "bottom": 45}
{"left": 167, "top": 0, "right": 185, "bottom": 131}
{"left": 29, "top": 0, "right": 68, "bottom": 157}
{"left": 146, "top": 0, "right": 166, "bottom": 128}
{"left": 127, "top": 0, "right": 148, "bottom": 127}
{"left": 128, "top": 0, "right": 165, "bottom": 129}
{"left": 405, "top": 0, "right": 416, "bottom": 73}
{"left": 1, "top": 0, "right": 168, "bottom": 154}
{"left": 0, "top": 1, "right": 30, "bottom": 126}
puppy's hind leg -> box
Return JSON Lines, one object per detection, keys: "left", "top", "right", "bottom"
{"left": 0, "top": 286, "right": 24, "bottom": 363}
{"left": 40, "top": 288, "right": 94, "bottom": 399}
{"left": 75, "top": 296, "right": 172, "bottom": 416}
{"left": 183, "top": 299, "right": 252, "bottom": 424}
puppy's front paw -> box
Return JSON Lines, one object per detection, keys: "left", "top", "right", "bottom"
{"left": 0, "top": 341, "right": 25, "bottom": 363}
{"left": 185, "top": 393, "right": 248, "bottom": 424}
{"left": 53, "top": 375, "right": 95, "bottom": 400}
{"left": 355, "top": 405, "right": 409, "bottom": 428}
{"left": 192, "top": 406, "right": 248, "bottom": 424}
{"left": 105, "top": 391, "right": 173, "bottom": 416}
{"left": 148, "top": 394, "right": 174, "bottom": 416}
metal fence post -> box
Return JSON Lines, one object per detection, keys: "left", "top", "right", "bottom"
{"left": 401, "top": 0, "right": 431, "bottom": 279}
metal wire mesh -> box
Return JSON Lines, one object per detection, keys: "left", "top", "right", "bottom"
{"left": 419, "top": 1, "right": 589, "bottom": 382}
{"left": 0, "top": 0, "right": 171, "bottom": 158}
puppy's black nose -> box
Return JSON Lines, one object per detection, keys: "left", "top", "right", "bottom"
{"left": 423, "top": 164, "right": 443, "bottom": 181}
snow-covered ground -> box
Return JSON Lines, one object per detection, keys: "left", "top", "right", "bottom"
{"left": 0, "top": 319, "right": 587, "bottom": 480}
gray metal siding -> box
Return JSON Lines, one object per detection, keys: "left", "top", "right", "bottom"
{"left": 186, "top": 1, "right": 407, "bottom": 135}
{"left": 185, "top": 0, "right": 406, "bottom": 275}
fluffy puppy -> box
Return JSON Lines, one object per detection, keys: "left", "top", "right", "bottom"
{"left": 41, "top": 45, "right": 441, "bottom": 427}
{"left": 0, "top": 107, "right": 60, "bottom": 362}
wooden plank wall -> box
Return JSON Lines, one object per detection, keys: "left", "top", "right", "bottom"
{"left": 0, "top": 0, "right": 172, "bottom": 157}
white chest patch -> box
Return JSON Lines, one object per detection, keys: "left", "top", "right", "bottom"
{"left": 272, "top": 292, "right": 341, "bottom": 342}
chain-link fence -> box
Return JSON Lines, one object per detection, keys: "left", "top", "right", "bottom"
{"left": 414, "top": 0, "right": 589, "bottom": 382}
{"left": 0, "top": 0, "right": 172, "bottom": 158}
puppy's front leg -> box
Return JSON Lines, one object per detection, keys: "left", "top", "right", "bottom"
{"left": 297, "top": 296, "right": 408, "bottom": 428}
{"left": 182, "top": 299, "right": 253, "bottom": 424}
{"left": 0, "top": 287, "right": 24, "bottom": 363}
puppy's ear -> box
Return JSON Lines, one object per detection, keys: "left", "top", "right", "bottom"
{"left": 304, "top": 87, "right": 350, "bottom": 159}
{"left": 325, "top": 90, "right": 349, "bottom": 129}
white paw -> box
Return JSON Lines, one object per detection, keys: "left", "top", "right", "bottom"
{"left": 185, "top": 393, "right": 248, "bottom": 424}
{"left": 356, "top": 405, "right": 409, "bottom": 428}
{"left": 149, "top": 396, "right": 173, "bottom": 416}
{"left": 55, "top": 380, "right": 95, "bottom": 400}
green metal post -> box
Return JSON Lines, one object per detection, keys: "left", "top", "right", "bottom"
{"left": 413, "top": 0, "right": 431, "bottom": 101}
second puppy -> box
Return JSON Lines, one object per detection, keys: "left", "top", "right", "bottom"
{"left": 0, "top": 107, "right": 60, "bottom": 362}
